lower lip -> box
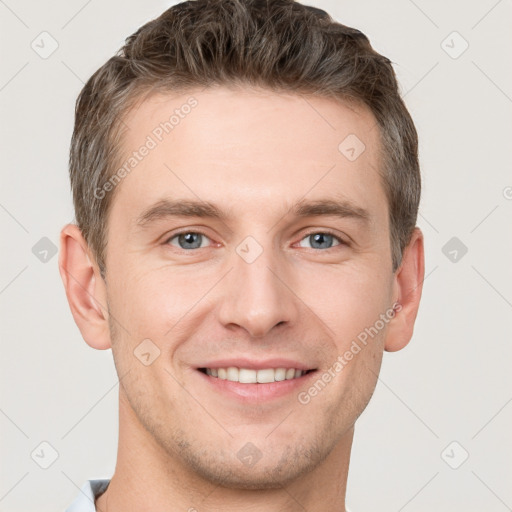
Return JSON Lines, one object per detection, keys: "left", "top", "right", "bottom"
{"left": 196, "top": 370, "right": 317, "bottom": 402}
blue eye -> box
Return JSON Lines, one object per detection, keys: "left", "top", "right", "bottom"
{"left": 168, "top": 232, "right": 211, "bottom": 250}
{"left": 298, "top": 232, "right": 342, "bottom": 250}
{"left": 166, "top": 231, "right": 344, "bottom": 251}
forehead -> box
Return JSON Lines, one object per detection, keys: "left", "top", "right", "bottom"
{"left": 112, "top": 86, "right": 386, "bottom": 226}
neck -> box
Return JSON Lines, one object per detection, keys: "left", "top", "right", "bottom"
{"left": 95, "top": 391, "right": 353, "bottom": 512}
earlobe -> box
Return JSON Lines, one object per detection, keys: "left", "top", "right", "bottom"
{"left": 384, "top": 228, "right": 425, "bottom": 352}
{"left": 58, "top": 224, "right": 112, "bottom": 350}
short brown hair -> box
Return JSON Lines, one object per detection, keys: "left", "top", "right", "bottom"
{"left": 69, "top": 0, "right": 420, "bottom": 275}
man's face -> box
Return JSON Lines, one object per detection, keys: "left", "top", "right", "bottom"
{"left": 104, "top": 86, "right": 396, "bottom": 487}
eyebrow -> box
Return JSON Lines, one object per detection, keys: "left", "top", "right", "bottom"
{"left": 136, "top": 199, "right": 229, "bottom": 227}
{"left": 135, "top": 197, "right": 370, "bottom": 228}
{"left": 292, "top": 199, "right": 369, "bottom": 223}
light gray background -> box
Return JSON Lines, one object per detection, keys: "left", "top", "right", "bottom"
{"left": 1, "top": 0, "right": 511, "bottom": 511}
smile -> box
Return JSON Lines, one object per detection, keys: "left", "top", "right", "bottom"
{"left": 199, "top": 367, "right": 312, "bottom": 383}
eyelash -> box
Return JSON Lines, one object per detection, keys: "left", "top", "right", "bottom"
{"left": 164, "top": 229, "right": 347, "bottom": 251}
{"left": 297, "top": 230, "right": 347, "bottom": 249}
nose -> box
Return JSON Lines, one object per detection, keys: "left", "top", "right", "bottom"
{"left": 216, "top": 241, "right": 299, "bottom": 338}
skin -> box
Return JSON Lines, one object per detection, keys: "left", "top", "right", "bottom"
{"left": 59, "top": 86, "right": 424, "bottom": 512}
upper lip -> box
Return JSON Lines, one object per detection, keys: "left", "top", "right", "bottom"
{"left": 197, "top": 358, "right": 315, "bottom": 371}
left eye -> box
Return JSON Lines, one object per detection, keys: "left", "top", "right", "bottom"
{"left": 167, "top": 232, "right": 212, "bottom": 250}
{"left": 298, "top": 232, "right": 342, "bottom": 250}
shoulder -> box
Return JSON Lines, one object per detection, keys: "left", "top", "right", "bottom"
{"left": 65, "top": 479, "right": 110, "bottom": 512}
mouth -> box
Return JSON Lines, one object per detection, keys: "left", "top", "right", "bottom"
{"left": 195, "top": 362, "right": 318, "bottom": 402}
{"left": 198, "top": 366, "right": 315, "bottom": 383}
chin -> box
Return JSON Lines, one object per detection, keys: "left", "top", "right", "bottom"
{"left": 176, "top": 438, "right": 327, "bottom": 490}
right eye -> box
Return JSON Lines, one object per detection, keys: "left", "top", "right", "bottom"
{"left": 166, "top": 231, "right": 213, "bottom": 250}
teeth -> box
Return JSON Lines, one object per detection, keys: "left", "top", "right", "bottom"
{"left": 227, "top": 367, "right": 239, "bottom": 381}
{"left": 239, "top": 368, "right": 257, "bottom": 383}
{"left": 204, "top": 367, "right": 306, "bottom": 383}
{"left": 285, "top": 368, "right": 296, "bottom": 380}
{"left": 257, "top": 368, "right": 275, "bottom": 383}
{"left": 274, "top": 368, "right": 286, "bottom": 381}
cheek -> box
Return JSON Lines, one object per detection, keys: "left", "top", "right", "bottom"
{"left": 106, "top": 267, "right": 205, "bottom": 404}
{"left": 108, "top": 263, "right": 211, "bottom": 338}
{"left": 303, "top": 265, "right": 390, "bottom": 419}
{"left": 296, "top": 260, "right": 393, "bottom": 346}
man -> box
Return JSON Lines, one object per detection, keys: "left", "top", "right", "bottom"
{"left": 60, "top": 0, "right": 424, "bottom": 510}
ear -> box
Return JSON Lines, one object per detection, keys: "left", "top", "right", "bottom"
{"left": 58, "top": 224, "right": 111, "bottom": 350}
{"left": 384, "top": 227, "right": 425, "bottom": 352}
